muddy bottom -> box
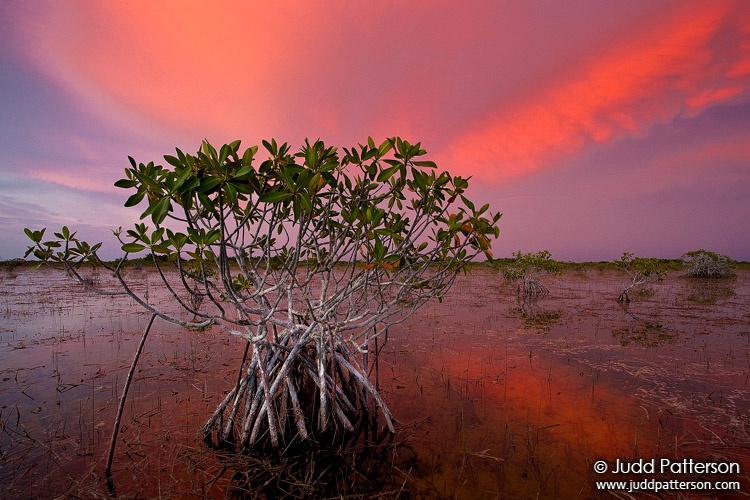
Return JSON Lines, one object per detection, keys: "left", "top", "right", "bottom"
{"left": 1, "top": 265, "right": 749, "bottom": 498}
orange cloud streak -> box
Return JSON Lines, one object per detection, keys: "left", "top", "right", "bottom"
{"left": 22, "top": 1, "right": 329, "bottom": 141}
{"left": 449, "top": 1, "right": 750, "bottom": 180}
{"left": 14, "top": 1, "right": 750, "bottom": 186}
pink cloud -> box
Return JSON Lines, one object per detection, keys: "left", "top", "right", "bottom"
{"left": 14, "top": 2, "right": 298, "bottom": 141}
{"left": 12, "top": 2, "right": 528, "bottom": 147}
{"left": 25, "top": 168, "right": 115, "bottom": 193}
{"left": 447, "top": 1, "right": 750, "bottom": 181}
{"left": 11, "top": 1, "right": 750, "bottom": 185}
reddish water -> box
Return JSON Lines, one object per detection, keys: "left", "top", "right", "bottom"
{"left": 1, "top": 265, "right": 749, "bottom": 498}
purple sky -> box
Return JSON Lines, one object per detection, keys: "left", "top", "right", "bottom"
{"left": 1, "top": 1, "right": 749, "bottom": 261}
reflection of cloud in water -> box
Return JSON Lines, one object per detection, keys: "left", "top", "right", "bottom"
{"left": 384, "top": 266, "right": 750, "bottom": 495}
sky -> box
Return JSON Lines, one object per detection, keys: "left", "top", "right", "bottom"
{"left": 1, "top": 0, "right": 749, "bottom": 262}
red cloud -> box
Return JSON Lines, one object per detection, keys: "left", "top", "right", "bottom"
{"left": 448, "top": 1, "right": 750, "bottom": 181}
{"left": 19, "top": 2, "right": 324, "bottom": 141}
{"left": 12, "top": 1, "right": 750, "bottom": 185}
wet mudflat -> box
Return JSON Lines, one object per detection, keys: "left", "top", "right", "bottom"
{"left": 1, "top": 265, "right": 749, "bottom": 498}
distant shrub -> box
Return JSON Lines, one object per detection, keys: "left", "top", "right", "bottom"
{"left": 681, "top": 250, "right": 735, "bottom": 279}
{"left": 0, "top": 258, "right": 26, "bottom": 269}
{"left": 502, "top": 250, "right": 560, "bottom": 296}
{"left": 615, "top": 252, "right": 667, "bottom": 302}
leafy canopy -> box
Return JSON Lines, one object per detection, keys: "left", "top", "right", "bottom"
{"left": 25, "top": 137, "right": 501, "bottom": 333}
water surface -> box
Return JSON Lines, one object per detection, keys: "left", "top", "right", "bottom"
{"left": 1, "top": 265, "right": 748, "bottom": 498}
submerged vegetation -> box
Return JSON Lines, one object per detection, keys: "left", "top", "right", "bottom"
{"left": 23, "top": 137, "right": 500, "bottom": 488}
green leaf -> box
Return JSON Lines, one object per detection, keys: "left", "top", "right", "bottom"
{"left": 230, "top": 180, "right": 254, "bottom": 195}
{"left": 114, "top": 178, "right": 139, "bottom": 189}
{"left": 233, "top": 162, "right": 255, "bottom": 180}
{"left": 305, "top": 147, "right": 318, "bottom": 169}
{"left": 124, "top": 191, "right": 146, "bottom": 207}
{"left": 379, "top": 138, "right": 394, "bottom": 157}
{"left": 197, "top": 192, "right": 214, "bottom": 213}
{"left": 202, "top": 140, "right": 218, "bottom": 161}
{"left": 262, "top": 138, "right": 277, "bottom": 155}
{"left": 121, "top": 242, "right": 146, "bottom": 253}
{"left": 164, "top": 154, "right": 182, "bottom": 168}
{"left": 414, "top": 160, "right": 437, "bottom": 169}
{"left": 151, "top": 227, "right": 165, "bottom": 242}
{"left": 411, "top": 168, "right": 427, "bottom": 192}
{"left": 298, "top": 192, "right": 312, "bottom": 213}
{"left": 135, "top": 170, "right": 163, "bottom": 192}
{"left": 224, "top": 182, "right": 238, "bottom": 205}
{"left": 151, "top": 197, "right": 171, "bottom": 224}
{"left": 377, "top": 164, "right": 400, "bottom": 182}
{"left": 174, "top": 166, "right": 192, "bottom": 188}
{"left": 218, "top": 144, "right": 231, "bottom": 165}
{"left": 150, "top": 244, "right": 171, "bottom": 254}
{"left": 258, "top": 191, "right": 293, "bottom": 203}
{"left": 308, "top": 172, "right": 322, "bottom": 191}
{"left": 205, "top": 229, "right": 221, "bottom": 245}
{"left": 460, "top": 195, "right": 475, "bottom": 211}
{"left": 198, "top": 177, "right": 222, "bottom": 193}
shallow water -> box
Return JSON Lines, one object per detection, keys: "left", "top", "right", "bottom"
{"left": 1, "top": 265, "right": 748, "bottom": 498}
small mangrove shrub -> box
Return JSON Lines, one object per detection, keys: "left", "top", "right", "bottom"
{"left": 24, "top": 137, "right": 501, "bottom": 458}
{"left": 681, "top": 249, "right": 735, "bottom": 279}
{"left": 615, "top": 252, "right": 667, "bottom": 302}
{"left": 502, "top": 250, "right": 560, "bottom": 296}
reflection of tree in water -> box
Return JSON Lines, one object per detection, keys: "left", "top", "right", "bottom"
{"left": 631, "top": 286, "right": 656, "bottom": 299}
{"left": 684, "top": 278, "right": 736, "bottom": 305}
{"left": 614, "top": 301, "right": 676, "bottom": 347}
{"left": 511, "top": 297, "right": 562, "bottom": 334}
